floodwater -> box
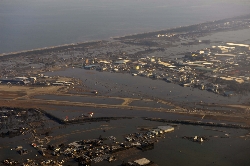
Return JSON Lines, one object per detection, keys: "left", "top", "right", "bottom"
{"left": 45, "top": 68, "right": 250, "bottom": 105}
{"left": 43, "top": 105, "right": 194, "bottom": 120}
{"left": 54, "top": 118, "right": 250, "bottom": 166}
{"left": 34, "top": 94, "right": 174, "bottom": 110}
{"left": 1, "top": 116, "right": 250, "bottom": 166}
{"left": 198, "top": 28, "right": 250, "bottom": 44}
{"left": 34, "top": 94, "right": 124, "bottom": 105}
{"left": 1, "top": 1, "right": 250, "bottom": 164}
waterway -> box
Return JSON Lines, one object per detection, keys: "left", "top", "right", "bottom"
{"left": 1, "top": 117, "right": 250, "bottom": 166}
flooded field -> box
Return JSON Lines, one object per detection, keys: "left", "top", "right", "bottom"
{"left": 198, "top": 28, "right": 250, "bottom": 44}
{"left": 34, "top": 94, "right": 124, "bottom": 105}
{"left": 129, "top": 100, "right": 174, "bottom": 109}
{"left": 0, "top": 24, "right": 250, "bottom": 166}
{"left": 1, "top": 116, "right": 250, "bottom": 166}
{"left": 45, "top": 68, "right": 250, "bottom": 106}
{"left": 43, "top": 105, "right": 194, "bottom": 120}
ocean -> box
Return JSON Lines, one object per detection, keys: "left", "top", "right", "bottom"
{"left": 1, "top": 0, "right": 250, "bottom": 54}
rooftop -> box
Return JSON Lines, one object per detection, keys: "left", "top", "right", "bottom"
{"left": 134, "top": 158, "right": 151, "bottom": 166}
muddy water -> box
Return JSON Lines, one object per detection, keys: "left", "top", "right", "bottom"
{"left": 1, "top": 108, "right": 250, "bottom": 166}
{"left": 15, "top": 68, "right": 248, "bottom": 165}
{"left": 58, "top": 118, "right": 250, "bottom": 166}
{"left": 34, "top": 94, "right": 174, "bottom": 109}
{"left": 44, "top": 105, "right": 192, "bottom": 120}
{"left": 46, "top": 68, "right": 249, "bottom": 105}
{"left": 2, "top": 116, "right": 245, "bottom": 166}
{"left": 129, "top": 100, "right": 174, "bottom": 109}
{"left": 199, "top": 28, "right": 250, "bottom": 43}
{"left": 139, "top": 124, "right": 250, "bottom": 166}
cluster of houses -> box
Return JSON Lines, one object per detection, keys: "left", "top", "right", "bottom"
{"left": 0, "top": 74, "right": 76, "bottom": 88}
{"left": 17, "top": 126, "right": 174, "bottom": 166}
{"left": 0, "top": 77, "right": 36, "bottom": 85}
{"left": 83, "top": 42, "right": 250, "bottom": 96}
{"left": 1, "top": 41, "right": 249, "bottom": 97}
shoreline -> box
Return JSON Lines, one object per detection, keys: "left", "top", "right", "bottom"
{"left": 0, "top": 13, "right": 249, "bottom": 125}
{"left": 1, "top": 13, "right": 250, "bottom": 57}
